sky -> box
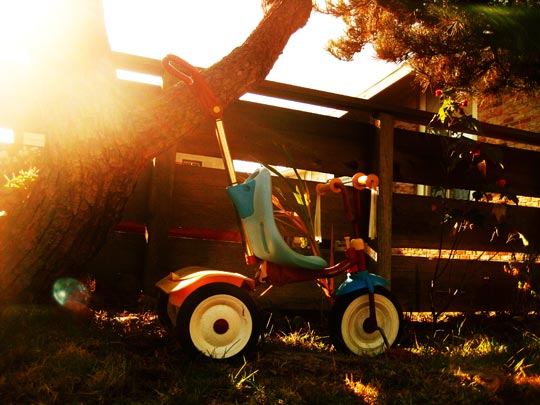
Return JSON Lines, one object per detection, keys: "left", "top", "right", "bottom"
{"left": 103, "top": 0, "right": 399, "bottom": 113}
{"left": 0, "top": 0, "right": 399, "bottom": 144}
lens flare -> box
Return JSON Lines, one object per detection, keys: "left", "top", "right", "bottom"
{"left": 52, "top": 278, "right": 90, "bottom": 312}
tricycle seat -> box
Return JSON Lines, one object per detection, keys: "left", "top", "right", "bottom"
{"left": 227, "top": 167, "right": 328, "bottom": 270}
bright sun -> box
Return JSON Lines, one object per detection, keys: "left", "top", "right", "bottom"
{"left": 0, "top": 2, "right": 35, "bottom": 64}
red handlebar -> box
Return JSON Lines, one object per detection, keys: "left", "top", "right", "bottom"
{"left": 162, "top": 54, "right": 223, "bottom": 119}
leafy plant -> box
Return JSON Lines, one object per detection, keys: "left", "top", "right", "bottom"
{"left": 3, "top": 167, "right": 39, "bottom": 189}
{"left": 263, "top": 158, "right": 320, "bottom": 256}
{"left": 505, "top": 247, "right": 540, "bottom": 315}
{"left": 1, "top": 146, "right": 41, "bottom": 216}
{"left": 426, "top": 88, "right": 523, "bottom": 323}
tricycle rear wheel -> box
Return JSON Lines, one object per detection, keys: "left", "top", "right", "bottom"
{"left": 176, "top": 283, "right": 259, "bottom": 359}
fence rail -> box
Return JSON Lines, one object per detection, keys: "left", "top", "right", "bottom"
{"left": 85, "top": 53, "right": 540, "bottom": 312}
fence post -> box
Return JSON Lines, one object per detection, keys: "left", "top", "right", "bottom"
{"left": 143, "top": 148, "right": 176, "bottom": 293}
{"left": 376, "top": 113, "right": 394, "bottom": 286}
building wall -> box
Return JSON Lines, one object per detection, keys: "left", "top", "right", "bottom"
{"left": 479, "top": 93, "right": 540, "bottom": 133}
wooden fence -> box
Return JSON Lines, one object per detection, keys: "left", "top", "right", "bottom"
{"left": 85, "top": 53, "right": 540, "bottom": 313}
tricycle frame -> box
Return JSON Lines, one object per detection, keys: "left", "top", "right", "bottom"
{"left": 156, "top": 55, "right": 403, "bottom": 359}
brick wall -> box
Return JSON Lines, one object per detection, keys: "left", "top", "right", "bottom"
{"left": 477, "top": 93, "right": 540, "bottom": 207}
{"left": 479, "top": 93, "right": 540, "bottom": 133}
{"left": 393, "top": 182, "right": 416, "bottom": 194}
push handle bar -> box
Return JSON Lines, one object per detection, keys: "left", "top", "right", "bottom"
{"left": 162, "top": 54, "right": 223, "bottom": 119}
{"left": 161, "top": 54, "right": 256, "bottom": 264}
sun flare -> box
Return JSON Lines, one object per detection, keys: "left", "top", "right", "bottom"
{"left": 0, "top": 128, "right": 15, "bottom": 144}
{"left": 0, "top": 1, "right": 66, "bottom": 63}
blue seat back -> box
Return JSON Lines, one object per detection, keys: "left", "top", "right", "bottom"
{"left": 226, "top": 167, "right": 327, "bottom": 270}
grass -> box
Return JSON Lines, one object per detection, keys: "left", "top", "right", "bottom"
{"left": 2, "top": 305, "right": 540, "bottom": 404}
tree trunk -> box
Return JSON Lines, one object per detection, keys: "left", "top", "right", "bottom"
{"left": 0, "top": 0, "right": 312, "bottom": 304}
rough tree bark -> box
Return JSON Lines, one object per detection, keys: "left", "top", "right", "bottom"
{"left": 0, "top": 0, "right": 312, "bottom": 304}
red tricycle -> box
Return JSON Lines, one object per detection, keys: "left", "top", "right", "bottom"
{"left": 156, "top": 55, "right": 403, "bottom": 359}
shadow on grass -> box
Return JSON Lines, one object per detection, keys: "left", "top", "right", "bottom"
{"left": 2, "top": 305, "right": 540, "bottom": 404}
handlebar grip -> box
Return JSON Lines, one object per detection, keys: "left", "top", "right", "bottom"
{"left": 352, "top": 173, "right": 379, "bottom": 190}
{"left": 162, "top": 54, "right": 223, "bottom": 119}
{"left": 316, "top": 178, "right": 344, "bottom": 195}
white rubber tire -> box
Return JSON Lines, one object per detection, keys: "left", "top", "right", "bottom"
{"left": 176, "top": 283, "right": 259, "bottom": 359}
{"left": 332, "top": 287, "right": 403, "bottom": 356}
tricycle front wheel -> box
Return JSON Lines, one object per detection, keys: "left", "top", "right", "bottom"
{"left": 331, "top": 286, "right": 403, "bottom": 356}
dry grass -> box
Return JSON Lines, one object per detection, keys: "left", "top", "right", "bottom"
{"left": 2, "top": 305, "right": 540, "bottom": 404}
